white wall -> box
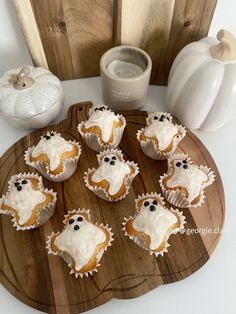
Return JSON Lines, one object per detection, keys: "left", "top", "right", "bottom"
{"left": 0, "top": 0, "right": 236, "bottom": 75}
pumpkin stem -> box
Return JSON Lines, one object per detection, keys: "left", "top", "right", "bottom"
{"left": 12, "top": 66, "right": 35, "bottom": 90}
{"left": 210, "top": 29, "right": 236, "bottom": 62}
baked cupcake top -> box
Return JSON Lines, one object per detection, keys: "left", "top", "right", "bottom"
{"left": 84, "top": 148, "right": 139, "bottom": 201}
{"left": 123, "top": 193, "right": 185, "bottom": 256}
{"left": 47, "top": 209, "right": 113, "bottom": 277}
{"left": 138, "top": 112, "right": 185, "bottom": 152}
{"left": 0, "top": 173, "right": 56, "bottom": 229}
{"left": 30, "top": 131, "right": 75, "bottom": 172}
{"left": 160, "top": 154, "right": 215, "bottom": 205}
{"left": 79, "top": 105, "right": 125, "bottom": 145}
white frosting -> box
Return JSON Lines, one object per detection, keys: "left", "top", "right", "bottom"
{"left": 91, "top": 153, "right": 131, "bottom": 195}
{"left": 55, "top": 214, "right": 106, "bottom": 272}
{"left": 166, "top": 161, "right": 208, "bottom": 202}
{"left": 84, "top": 109, "right": 120, "bottom": 143}
{"left": 4, "top": 179, "right": 46, "bottom": 225}
{"left": 31, "top": 133, "right": 73, "bottom": 171}
{"left": 132, "top": 198, "right": 178, "bottom": 250}
{"left": 144, "top": 120, "right": 178, "bottom": 151}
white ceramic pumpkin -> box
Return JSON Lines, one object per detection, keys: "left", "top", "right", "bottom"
{"left": 166, "top": 29, "right": 236, "bottom": 131}
{"left": 0, "top": 66, "right": 64, "bottom": 129}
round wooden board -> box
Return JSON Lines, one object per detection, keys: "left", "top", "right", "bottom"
{"left": 0, "top": 101, "right": 225, "bottom": 314}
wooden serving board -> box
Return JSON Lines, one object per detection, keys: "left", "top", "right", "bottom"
{"left": 0, "top": 102, "right": 225, "bottom": 314}
{"left": 13, "top": 0, "right": 217, "bottom": 84}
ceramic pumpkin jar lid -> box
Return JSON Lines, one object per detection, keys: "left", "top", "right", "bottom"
{"left": 0, "top": 66, "right": 64, "bottom": 129}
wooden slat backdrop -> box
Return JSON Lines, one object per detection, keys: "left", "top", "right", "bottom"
{"left": 13, "top": 0, "right": 217, "bottom": 84}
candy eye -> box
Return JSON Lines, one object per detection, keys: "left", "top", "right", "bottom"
{"left": 183, "top": 164, "right": 188, "bottom": 169}
{"left": 183, "top": 160, "right": 187, "bottom": 164}
{"left": 50, "top": 132, "right": 54, "bottom": 136}
{"left": 104, "top": 157, "right": 109, "bottom": 162}
{"left": 74, "top": 225, "right": 80, "bottom": 231}
{"left": 95, "top": 108, "right": 99, "bottom": 112}
{"left": 152, "top": 200, "right": 158, "bottom": 205}
{"left": 153, "top": 116, "right": 158, "bottom": 120}
{"left": 112, "top": 156, "right": 117, "bottom": 160}
{"left": 144, "top": 201, "right": 149, "bottom": 207}
{"left": 17, "top": 186, "right": 22, "bottom": 191}
{"left": 22, "top": 180, "right": 27, "bottom": 184}
{"left": 77, "top": 216, "right": 83, "bottom": 222}
{"left": 176, "top": 162, "right": 182, "bottom": 167}
{"left": 150, "top": 205, "right": 156, "bottom": 211}
{"left": 14, "top": 182, "right": 20, "bottom": 187}
{"left": 69, "top": 219, "right": 74, "bottom": 225}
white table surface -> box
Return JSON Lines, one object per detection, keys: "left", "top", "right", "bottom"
{"left": 0, "top": 77, "right": 235, "bottom": 314}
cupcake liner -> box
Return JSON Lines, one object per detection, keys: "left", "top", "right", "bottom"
{"left": 122, "top": 193, "right": 186, "bottom": 257}
{"left": 25, "top": 139, "right": 81, "bottom": 182}
{"left": 46, "top": 208, "right": 113, "bottom": 278}
{"left": 137, "top": 112, "right": 186, "bottom": 160}
{"left": 159, "top": 154, "right": 216, "bottom": 208}
{"left": 0, "top": 172, "right": 57, "bottom": 230}
{"left": 78, "top": 115, "right": 126, "bottom": 152}
{"left": 84, "top": 149, "right": 139, "bottom": 202}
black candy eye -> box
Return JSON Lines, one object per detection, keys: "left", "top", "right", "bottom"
{"left": 95, "top": 108, "right": 99, "bottom": 111}
{"left": 104, "top": 157, "right": 109, "bottom": 162}
{"left": 144, "top": 201, "right": 149, "bottom": 207}
{"left": 183, "top": 160, "right": 187, "bottom": 164}
{"left": 77, "top": 217, "right": 83, "bottom": 222}
{"left": 22, "top": 180, "right": 27, "bottom": 184}
{"left": 150, "top": 205, "right": 156, "bottom": 211}
{"left": 183, "top": 164, "right": 188, "bottom": 169}
{"left": 69, "top": 219, "right": 74, "bottom": 225}
{"left": 14, "top": 182, "right": 20, "bottom": 187}
{"left": 176, "top": 162, "right": 181, "bottom": 167}
{"left": 74, "top": 225, "right": 80, "bottom": 231}
{"left": 112, "top": 156, "right": 117, "bottom": 160}
{"left": 152, "top": 200, "right": 158, "bottom": 205}
{"left": 17, "top": 186, "right": 22, "bottom": 191}
{"left": 110, "top": 160, "right": 115, "bottom": 165}
{"left": 153, "top": 116, "right": 158, "bottom": 120}
{"left": 50, "top": 132, "right": 54, "bottom": 136}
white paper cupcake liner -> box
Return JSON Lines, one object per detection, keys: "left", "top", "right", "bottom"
{"left": 137, "top": 112, "right": 186, "bottom": 160}
{"left": 25, "top": 138, "right": 81, "bottom": 182}
{"left": 78, "top": 115, "right": 126, "bottom": 152}
{"left": 46, "top": 208, "right": 114, "bottom": 278}
{"left": 84, "top": 148, "right": 139, "bottom": 202}
{"left": 159, "top": 154, "right": 216, "bottom": 208}
{"left": 0, "top": 172, "right": 57, "bottom": 230}
{"left": 122, "top": 193, "right": 186, "bottom": 257}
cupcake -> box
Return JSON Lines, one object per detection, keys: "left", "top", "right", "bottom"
{"left": 84, "top": 148, "right": 139, "bottom": 202}
{"left": 159, "top": 154, "right": 215, "bottom": 208}
{"left": 46, "top": 209, "right": 113, "bottom": 278}
{"left": 78, "top": 105, "right": 126, "bottom": 152}
{"left": 137, "top": 112, "right": 186, "bottom": 160}
{"left": 25, "top": 131, "right": 81, "bottom": 182}
{"left": 123, "top": 193, "right": 185, "bottom": 256}
{"left": 0, "top": 173, "right": 57, "bottom": 230}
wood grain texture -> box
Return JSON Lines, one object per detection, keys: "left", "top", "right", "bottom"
{"left": 13, "top": 0, "right": 216, "bottom": 84}
{"left": 116, "top": 0, "right": 217, "bottom": 84}
{"left": 0, "top": 102, "right": 225, "bottom": 313}
{"left": 13, "top": 0, "right": 114, "bottom": 80}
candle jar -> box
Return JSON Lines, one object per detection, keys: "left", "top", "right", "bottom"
{"left": 100, "top": 46, "right": 152, "bottom": 111}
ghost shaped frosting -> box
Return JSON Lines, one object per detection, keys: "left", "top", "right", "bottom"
{"left": 123, "top": 193, "right": 185, "bottom": 256}
{"left": 0, "top": 173, "right": 56, "bottom": 229}
{"left": 82, "top": 105, "right": 121, "bottom": 143}
{"left": 160, "top": 154, "right": 215, "bottom": 205}
{"left": 30, "top": 132, "right": 74, "bottom": 171}
{"left": 47, "top": 209, "right": 113, "bottom": 277}
{"left": 85, "top": 149, "right": 139, "bottom": 201}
